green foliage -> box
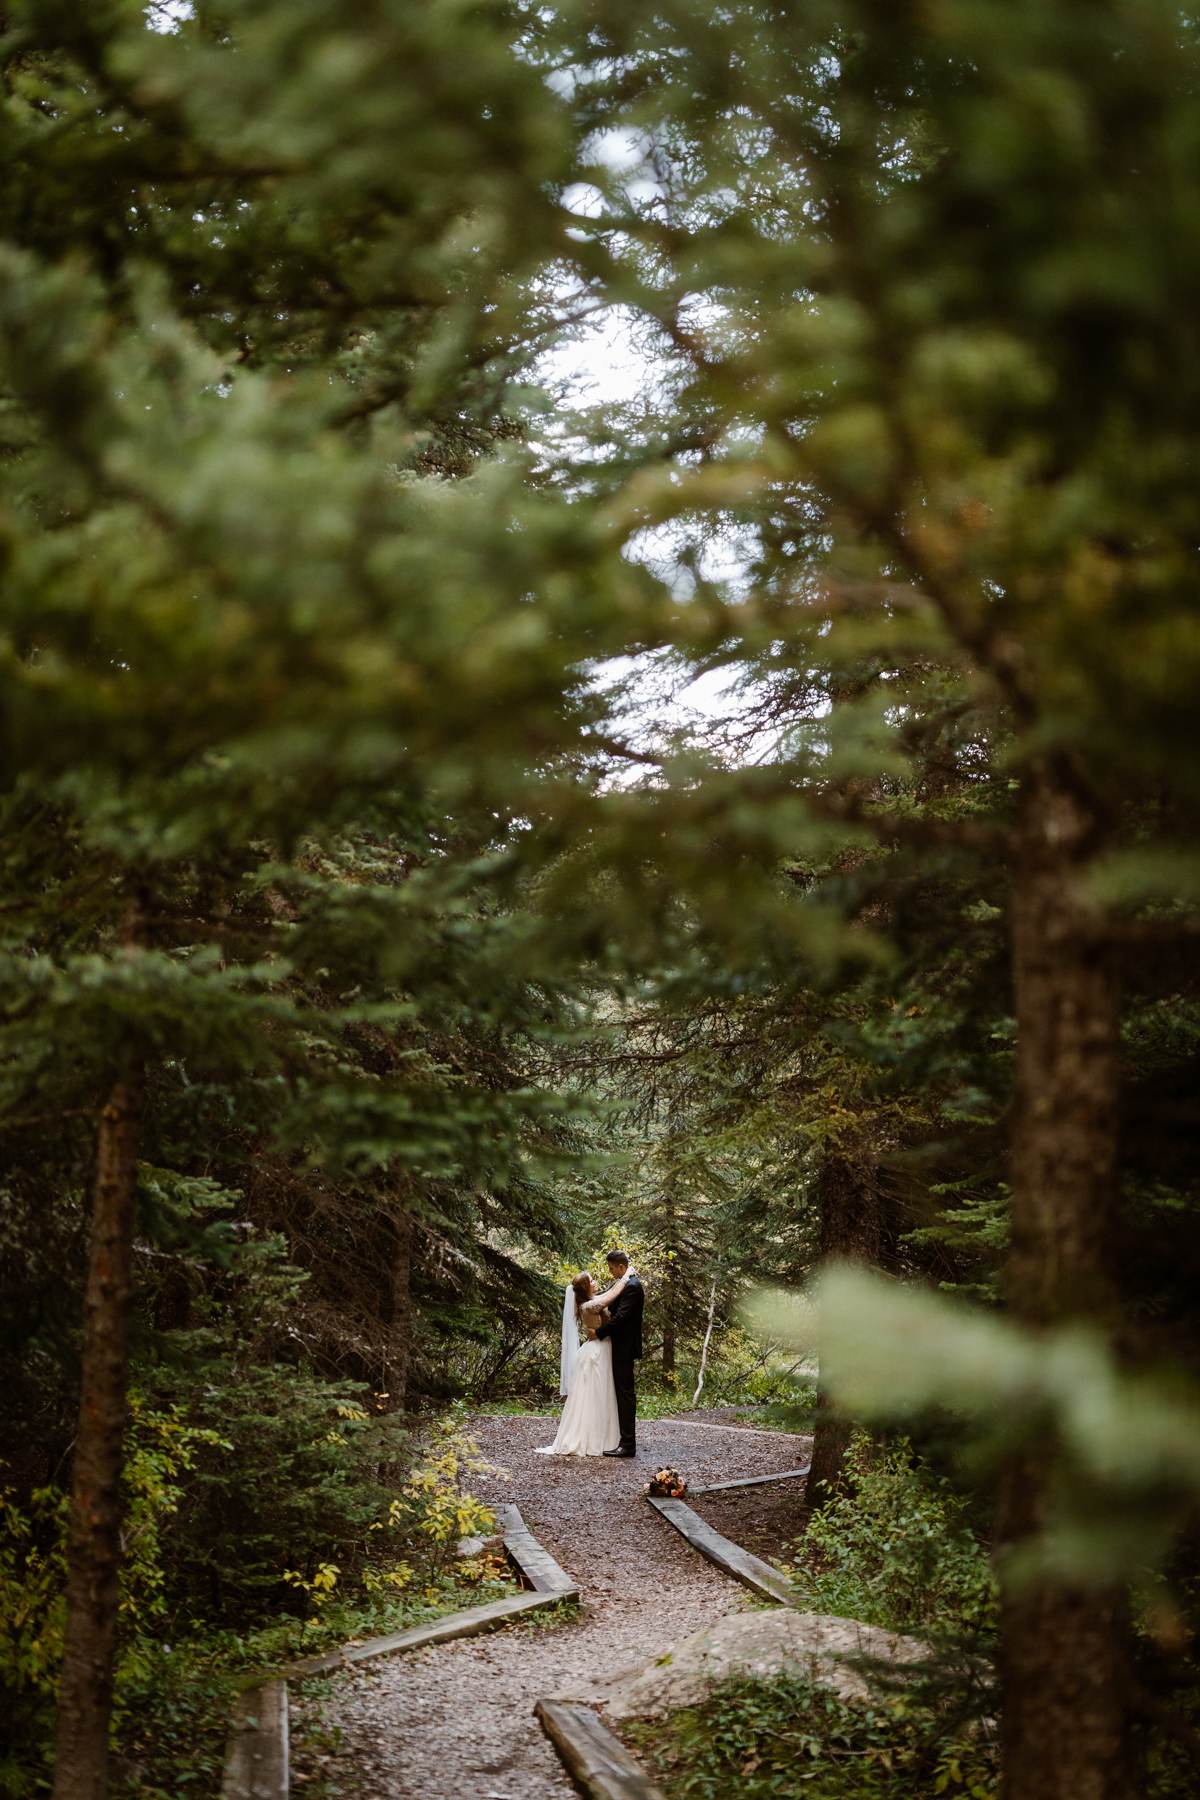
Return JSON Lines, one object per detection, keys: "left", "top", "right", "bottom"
{"left": 808, "top": 1267, "right": 1200, "bottom": 1585}
{"left": 144, "top": 1350, "right": 407, "bottom": 1620}
{"left": 0, "top": 1396, "right": 508, "bottom": 1797}
{"left": 0, "top": 1401, "right": 228, "bottom": 1794}
{"left": 784, "top": 1435, "right": 998, "bottom": 1643}
{"left": 0, "top": 1480, "right": 64, "bottom": 1792}
{"left": 647, "top": 1365, "right": 816, "bottom": 1424}
{"left": 701, "top": 1334, "right": 817, "bottom": 1414}
{"left": 627, "top": 1673, "right": 998, "bottom": 1799}
{"left": 1, "top": 11, "right": 594, "bottom": 1783}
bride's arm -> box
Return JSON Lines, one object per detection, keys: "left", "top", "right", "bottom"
{"left": 590, "top": 1268, "right": 635, "bottom": 1311}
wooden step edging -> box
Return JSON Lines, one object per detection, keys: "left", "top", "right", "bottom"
{"left": 496, "top": 1501, "right": 578, "bottom": 1593}
{"left": 657, "top": 1417, "right": 813, "bottom": 1439}
{"left": 221, "top": 1506, "right": 579, "bottom": 1800}
{"left": 536, "top": 1700, "right": 667, "bottom": 1800}
{"left": 221, "top": 1680, "right": 288, "bottom": 1800}
{"left": 689, "top": 1461, "right": 811, "bottom": 1496}
{"left": 646, "top": 1494, "right": 798, "bottom": 1606}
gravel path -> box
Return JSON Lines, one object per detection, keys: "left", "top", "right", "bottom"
{"left": 298, "top": 1412, "right": 811, "bottom": 1799}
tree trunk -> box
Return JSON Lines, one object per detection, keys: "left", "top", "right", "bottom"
{"left": 996, "top": 771, "right": 1129, "bottom": 1800}
{"left": 691, "top": 1274, "right": 719, "bottom": 1406}
{"left": 661, "top": 1255, "right": 677, "bottom": 1383}
{"left": 808, "top": 1145, "right": 882, "bottom": 1510}
{"left": 659, "top": 1171, "right": 678, "bottom": 1383}
{"left": 52, "top": 1072, "right": 144, "bottom": 1800}
{"left": 382, "top": 1204, "right": 414, "bottom": 1412}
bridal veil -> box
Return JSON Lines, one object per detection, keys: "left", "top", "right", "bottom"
{"left": 557, "top": 1280, "right": 580, "bottom": 1397}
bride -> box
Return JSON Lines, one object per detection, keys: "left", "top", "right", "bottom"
{"left": 535, "top": 1265, "right": 635, "bottom": 1457}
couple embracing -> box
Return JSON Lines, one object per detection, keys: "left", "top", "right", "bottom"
{"left": 536, "top": 1250, "right": 644, "bottom": 1458}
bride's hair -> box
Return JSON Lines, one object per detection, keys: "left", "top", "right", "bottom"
{"left": 571, "top": 1272, "right": 593, "bottom": 1320}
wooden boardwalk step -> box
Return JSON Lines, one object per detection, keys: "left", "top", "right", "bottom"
{"left": 276, "top": 1586, "right": 577, "bottom": 1683}
{"left": 536, "top": 1700, "right": 665, "bottom": 1800}
{"left": 221, "top": 1679, "right": 288, "bottom": 1800}
{"left": 496, "top": 1502, "right": 578, "bottom": 1593}
{"left": 647, "top": 1495, "right": 797, "bottom": 1606}
{"left": 691, "top": 1462, "right": 811, "bottom": 1496}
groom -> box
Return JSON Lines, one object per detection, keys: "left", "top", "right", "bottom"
{"left": 597, "top": 1249, "right": 643, "bottom": 1458}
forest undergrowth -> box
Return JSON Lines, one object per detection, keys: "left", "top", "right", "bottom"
{"left": 1, "top": 1395, "right": 509, "bottom": 1800}
{"left": 635, "top": 1434, "right": 1199, "bottom": 1800}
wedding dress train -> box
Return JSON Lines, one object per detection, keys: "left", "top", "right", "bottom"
{"left": 535, "top": 1335, "right": 620, "bottom": 1457}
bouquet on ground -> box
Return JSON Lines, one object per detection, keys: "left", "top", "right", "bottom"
{"left": 646, "top": 1466, "right": 687, "bottom": 1498}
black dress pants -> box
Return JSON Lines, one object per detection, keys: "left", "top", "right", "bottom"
{"left": 612, "top": 1348, "right": 637, "bottom": 1452}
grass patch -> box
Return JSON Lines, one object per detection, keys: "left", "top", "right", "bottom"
{"left": 511, "top": 1593, "right": 581, "bottom": 1632}
{"left": 472, "top": 1399, "right": 557, "bottom": 1416}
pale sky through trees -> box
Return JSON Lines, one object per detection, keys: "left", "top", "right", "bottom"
{"left": 543, "top": 302, "right": 771, "bottom": 767}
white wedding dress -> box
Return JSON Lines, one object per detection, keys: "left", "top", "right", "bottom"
{"left": 536, "top": 1277, "right": 627, "bottom": 1458}
{"left": 536, "top": 1331, "right": 620, "bottom": 1457}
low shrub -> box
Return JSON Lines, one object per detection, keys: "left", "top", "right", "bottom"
{"left": 144, "top": 1346, "right": 410, "bottom": 1624}
{"left": 784, "top": 1434, "right": 998, "bottom": 1643}
{"left": 627, "top": 1673, "right": 998, "bottom": 1799}
{"left": 0, "top": 1397, "right": 228, "bottom": 1792}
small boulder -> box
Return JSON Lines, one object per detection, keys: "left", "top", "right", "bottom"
{"left": 564, "top": 1608, "right": 928, "bottom": 1719}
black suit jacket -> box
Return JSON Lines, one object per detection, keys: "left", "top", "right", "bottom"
{"left": 597, "top": 1275, "right": 644, "bottom": 1361}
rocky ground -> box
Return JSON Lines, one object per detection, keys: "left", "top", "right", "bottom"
{"left": 295, "top": 1411, "right": 811, "bottom": 1799}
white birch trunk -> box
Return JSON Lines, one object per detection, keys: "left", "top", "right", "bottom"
{"left": 691, "top": 1274, "right": 719, "bottom": 1407}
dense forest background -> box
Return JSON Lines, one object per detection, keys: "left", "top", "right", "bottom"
{"left": 2, "top": 3, "right": 1199, "bottom": 1798}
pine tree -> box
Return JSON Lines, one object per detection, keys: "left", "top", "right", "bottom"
{"left": 540, "top": 2, "right": 1200, "bottom": 1791}
{"left": 1, "top": 6, "right": 588, "bottom": 1792}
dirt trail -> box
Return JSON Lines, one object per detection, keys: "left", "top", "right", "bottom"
{"left": 298, "top": 1412, "right": 810, "bottom": 1799}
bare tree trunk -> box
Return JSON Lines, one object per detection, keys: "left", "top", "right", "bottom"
{"left": 807, "top": 1146, "right": 882, "bottom": 1510}
{"left": 662, "top": 1259, "right": 677, "bottom": 1382}
{"left": 997, "top": 772, "right": 1130, "bottom": 1800}
{"left": 691, "top": 1274, "right": 719, "bottom": 1407}
{"left": 382, "top": 1205, "right": 414, "bottom": 1412}
{"left": 52, "top": 1071, "right": 144, "bottom": 1800}
{"left": 662, "top": 1186, "right": 678, "bottom": 1384}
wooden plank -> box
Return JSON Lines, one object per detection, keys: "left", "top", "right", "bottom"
{"left": 653, "top": 1418, "right": 812, "bottom": 1439}
{"left": 536, "top": 1700, "right": 665, "bottom": 1800}
{"left": 647, "top": 1495, "right": 797, "bottom": 1606}
{"left": 221, "top": 1679, "right": 288, "bottom": 1800}
{"left": 256, "top": 1648, "right": 345, "bottom": 1684}
{"left": 341, "top": 1587, "right": 576, "bottom": 1660}
{"left": 275, "top": 1587, "right": 577, "bottom": 1684}
{"left": 496, "top": 1501, "right": 577, "bottom": 1594}
{"left": 690, "top": 1462, "right": 811, "bottom": 1496}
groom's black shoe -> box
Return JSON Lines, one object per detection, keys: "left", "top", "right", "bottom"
{"left": 604, "top": 1446, "right": 636, "bottom": 1457}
